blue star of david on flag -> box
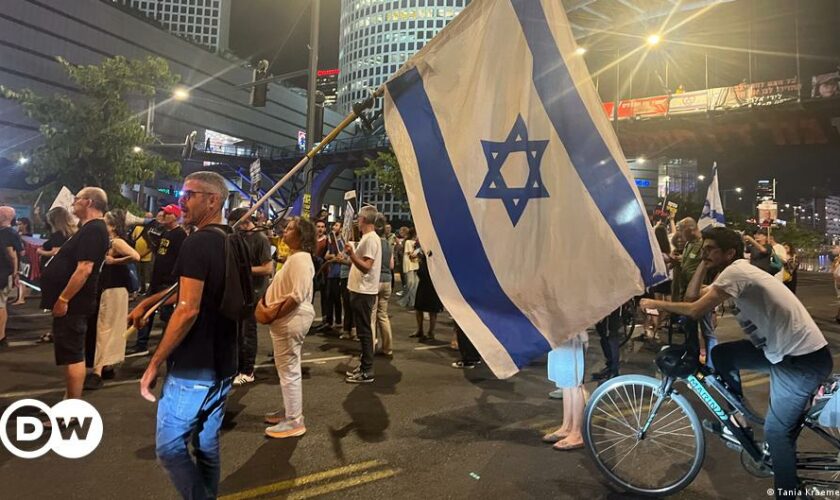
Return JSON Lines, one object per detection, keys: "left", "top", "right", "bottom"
{"left": 476, "top": 114, "right": 550, "bottom": 226}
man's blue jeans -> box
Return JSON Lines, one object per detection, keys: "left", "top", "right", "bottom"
{"left": 712, "top": 341, "right": 832, "bottom": 496}
{"left": 156, "top": 375, "right": 232, "bottom": 500}
{"left": 699, "top": 312, "right": 717, "bottom": 369}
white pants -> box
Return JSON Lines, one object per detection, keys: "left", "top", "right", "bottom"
{"left": 270, "top": 307, "right": 314, "bottom": 420}
{"left": 95, "top": 287, "right": 129, "bottom": 369}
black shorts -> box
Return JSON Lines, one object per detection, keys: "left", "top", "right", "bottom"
{"left": 53, "top": 314, "right": 88, "bottom": 366}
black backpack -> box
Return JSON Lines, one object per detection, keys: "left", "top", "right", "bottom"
{"left": 201, "top": 226, "right": 255, "bottom": 321}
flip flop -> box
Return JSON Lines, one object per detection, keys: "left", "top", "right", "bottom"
{"left": 553, "top": 440, "right": 584, "bottom": 451}
{"left": 542, "top": 431, "right": 568, "bottom": 443}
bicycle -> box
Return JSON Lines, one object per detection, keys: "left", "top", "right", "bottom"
{"left": 583, "top": 345, "right": 840, "bottom": 496}
{"left": 617, "top": 297, "right": 640, "bottom": 347}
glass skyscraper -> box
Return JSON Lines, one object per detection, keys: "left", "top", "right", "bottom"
{"left": 114, "top": 0, "right": 231, "bottom": 53}
{"left": 338, "top": 0, "right": 470, "bottom": 112}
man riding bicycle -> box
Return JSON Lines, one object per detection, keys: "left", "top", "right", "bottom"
{"left": 640, "top": 227, "right": 831, "bottom": 498}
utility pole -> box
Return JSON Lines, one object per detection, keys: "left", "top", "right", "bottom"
{"left": 302, "top": 0, "right": 321, "bottom": 220}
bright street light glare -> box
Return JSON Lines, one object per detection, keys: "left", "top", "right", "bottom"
{"left": 17, "top": 157, "right": 29, "bottom": 165}
{"left": 735, "top": 187, "right": 743, "bottom": 193}
{"left": 646, "top": 34, "right": 662, "bottom": 46}
{"left": 637, "top": 156, "right": 646, "bottom": 164}
{"left": 172, "top": 87, "right": 190, "bottom": 101}
{"left": 697, "top": 175, "right": 706, "bottom": 181}
{"left": 574, "top": 47, "right": 587, "bottom": 55}
{"left": 132, "top": 146, "right": 143, "bottom": 153}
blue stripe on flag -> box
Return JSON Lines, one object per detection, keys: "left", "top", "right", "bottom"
{"left": 511, "top": 0, "right": 662, "bottom": 287}
{"left": 387, "top": 68, "right": 550, "bottom": 368}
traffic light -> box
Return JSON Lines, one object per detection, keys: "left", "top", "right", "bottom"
{"left": 250, "top": 59, "right": 269, "bottom": 107}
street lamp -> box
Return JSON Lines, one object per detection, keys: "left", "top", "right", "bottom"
{"left": 17, "top": 157, "right": 29, "bottom": 166}
{"left": 646, "top": 34, "right": 662, "bottom": 47}
{"left": 132, "top": 146, "right": 143, "bottom": 154}
{"left": 172, "top": 87, "right": 190, "bottom": 101}
{"left": 735, "top": 187, "right": 743, "bottom": 193}
{"left": 697, "top": 174, "right": 706, "bottom": 181}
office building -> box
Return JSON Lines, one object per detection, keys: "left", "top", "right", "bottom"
{"left": 113, "top": 0, "right": 231, "bottom": 52}
{"left": 337, "top": 0, "right": 471, "bottom": 113}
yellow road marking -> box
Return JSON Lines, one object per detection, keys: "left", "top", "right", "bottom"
{"left": 219, "top": 460, "right": 387, "bottom": 500}
{"left": 286, "top": 468, "right": 401, "bottom": 499}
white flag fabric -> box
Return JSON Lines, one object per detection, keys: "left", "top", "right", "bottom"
{"left": 383, "top": 0, "right": 667, "bottom": 378}
{"left": 50, "top": 186, "right": 79, "bottom": 225}
{"left": 698, "top": 163, "right": 725, "bottom": 230}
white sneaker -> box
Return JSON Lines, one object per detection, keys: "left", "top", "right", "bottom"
{"left": 264, "top": 410, "right": 285, "bottom": 425}
{"left": 233, "top": 373, "right": 255, "bottom": 386}
{"left": 265, "top": 416, "right": 306, "bottom": 439}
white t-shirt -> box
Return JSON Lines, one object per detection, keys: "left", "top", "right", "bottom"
{"left": 712, "top": 259, "right": 826, "bottom": 364}
{"left": 263, "top": 251, "right": 315, "bottom": 327}
{"left": 348, "top": 231, "right": 381, "bottom": 295}
{"left": 403, "top": 239, "right": 420, "bottom": 273}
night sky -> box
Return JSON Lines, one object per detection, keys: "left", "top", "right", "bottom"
{"left": 228, "top": 0, "right": 840, "bottom": 204}
{"left": 229, "top": 0, "right": 342, "bottom": 81}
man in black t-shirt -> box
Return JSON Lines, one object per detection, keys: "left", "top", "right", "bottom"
{"left": 0, "top": 206, "right": 22, "bottom": 349}
{"left": 126, "top": 204, "right": 187, "bottom": 357}
{"left": 744, "top": 231, "right": 775, "bottom": 274}
{"left": 130, "top": 171, "right": 236, "bottom": 499}
{"left": 39, "top": 188, "right": 109, "bottom": 399}
{"left": 228, "top": 207, "right": 272, "bottom": 386}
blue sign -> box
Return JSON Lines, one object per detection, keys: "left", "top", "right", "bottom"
{"left": 635, "top": 179, "right": 651, "bottom": 188}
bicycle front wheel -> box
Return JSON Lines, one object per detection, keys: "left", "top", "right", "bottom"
{"left": 584, "top": 375, "right": 706, "bottom": 496}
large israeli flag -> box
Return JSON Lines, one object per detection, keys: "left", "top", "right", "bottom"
{"left": 698, "top": 163, "right": 726, "bottom": 230}
{"left": 383, "top": 0, "right": 667, "bottom": 378}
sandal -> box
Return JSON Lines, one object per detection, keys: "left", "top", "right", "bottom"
{"left": 552, "top": 439, "right": 584, "bottom": 451}
{"left": 542, "top": 430, "right": 568, "bottom": 443}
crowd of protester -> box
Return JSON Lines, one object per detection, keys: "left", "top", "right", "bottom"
{"left": 0, "top": 184, "right": 835, "bottom": 498}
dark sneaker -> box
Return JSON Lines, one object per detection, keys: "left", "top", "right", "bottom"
{"left": 0, "top": 338, "right": 8, "bottom": 350}
{"left": 84, "top": 374, "right": 103, "bottom": 390}
{"left": 591, "top": 367, "right": 611, "bottom": 381}
{"left": 101, "top": 366, "right": 116, "bottom": 380}
{"left": 345, "top": 366, "right": 361, "bottom": 377}
{"left": 125, "top": 346, "right": 150, "bottom": 358}
{"left": 345, "top": 371, "right": 374, "bottom": 384}
{"left": 451, "top": 361, "right": 480, "bottom": 369}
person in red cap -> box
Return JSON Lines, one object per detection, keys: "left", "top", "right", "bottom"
{"left": 126, "top": 204, "right": 186, "bottom": 357}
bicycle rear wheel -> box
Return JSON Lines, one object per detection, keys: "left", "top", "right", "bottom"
{"left": 584, "top": 375, "right": 705, "bottom": 496}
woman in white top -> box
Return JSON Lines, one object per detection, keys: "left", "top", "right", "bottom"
{"left": 256, "top": 217, "right": 316, "bottom": 439}
{"left": 398, "top": 228, "right": 419, "bottom": 309}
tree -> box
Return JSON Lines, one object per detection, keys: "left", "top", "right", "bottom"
{"left": 772, "top": 223, "right": 824, "bottom": 255}
{"left": 355, "top": 150, "right": 407, "bottom": 202}
{"left": 1, "top": 56, "right": 181, "bottom": 207}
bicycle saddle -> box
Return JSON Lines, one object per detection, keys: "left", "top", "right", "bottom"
{"left": 656, "top": 345, "right": 700, "bottom": 378}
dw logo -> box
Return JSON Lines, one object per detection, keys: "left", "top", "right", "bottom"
{"left": 0, "top": 399, "right": 103, "bottom": 459}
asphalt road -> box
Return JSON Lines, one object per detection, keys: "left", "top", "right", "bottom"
{"left": 1, "top": 272, "right": 840, "bottom": 499}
